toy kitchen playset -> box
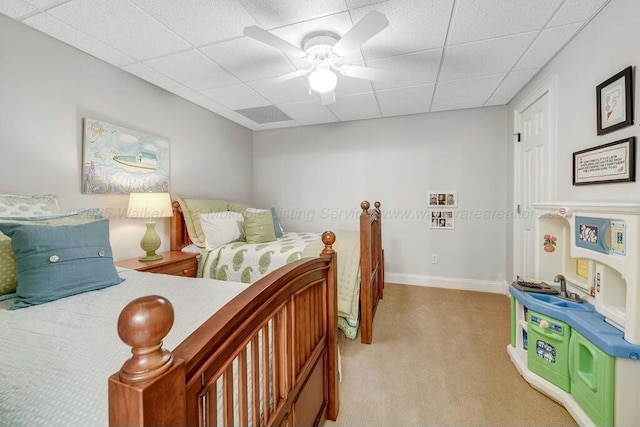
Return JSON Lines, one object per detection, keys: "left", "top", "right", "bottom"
{"left": 508, "top": 202, "right": 640, "bottom": 427}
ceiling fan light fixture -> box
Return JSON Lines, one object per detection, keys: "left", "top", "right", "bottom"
{"left": 308, "top": 67, "right": 337, "bottom": 93}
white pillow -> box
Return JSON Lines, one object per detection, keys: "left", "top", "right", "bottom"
{"left": 199, "top": 211, "right": 244, "bottom": 250}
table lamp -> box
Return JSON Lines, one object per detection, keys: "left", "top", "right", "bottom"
{"left": 127, "top": 192, "right": 173, "bottom": 262}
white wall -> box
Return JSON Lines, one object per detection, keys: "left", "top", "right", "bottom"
{"left": 0, "top": 15, "right": 253, "bottom": 260}
{"left": 254, "top": 107, "right": 508, "bottom": 290}
{"left": 506, "top": 0, "right": 640, "bottom": 279}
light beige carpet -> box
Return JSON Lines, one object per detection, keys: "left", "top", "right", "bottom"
{"left": 327, "top": 284, "right": 577, "bottom": 427}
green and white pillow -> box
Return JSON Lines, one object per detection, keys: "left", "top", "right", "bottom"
{"left": 0, "top": 194, "right": 60, "bottom": 217}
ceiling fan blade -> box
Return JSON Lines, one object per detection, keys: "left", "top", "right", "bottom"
{"left": 268, "top": 68, "right": 312, "bottom": 85}
{"left": 332, "top": 10, "right": 389, "bottom": 56}
{"left": 340, "top": 64, "right": 393, "bottom": 82}
{"left": 243, "top": 25, "right": 307, "bottom": 58}
{"left": 320, "top": 90, "right": 336, "bottom": 105}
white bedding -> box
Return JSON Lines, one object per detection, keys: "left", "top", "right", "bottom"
{"left": 0, "top": 268, "right": 250, "bottom": 426}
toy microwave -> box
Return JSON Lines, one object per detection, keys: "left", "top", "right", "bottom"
{"left": 575, "top": 216, "right": 626, "bottom": 255}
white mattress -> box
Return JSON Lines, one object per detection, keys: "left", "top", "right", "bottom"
{"left": 0, "top": 268, "right": 250, "bottom": 426}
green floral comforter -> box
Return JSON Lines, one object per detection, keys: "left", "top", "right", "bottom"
{"left": 197, "top": 231, "right": 361, "bottom": 340}
{"left": 197, "top": 232, "right": 321, "bottom": 284}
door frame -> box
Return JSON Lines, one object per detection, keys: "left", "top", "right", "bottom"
{"left": 512, "top": 74, "right": 558, "bottom": 279}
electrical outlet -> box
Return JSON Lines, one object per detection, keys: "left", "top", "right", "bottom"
{"left": 431, "top": 254, "right": 439, "bottom": 264}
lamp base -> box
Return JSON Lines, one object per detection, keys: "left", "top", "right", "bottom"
{"left": 138, "top": 253, "right": 163, "bottom": 262}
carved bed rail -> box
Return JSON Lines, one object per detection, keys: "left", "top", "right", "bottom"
{"left": 359, "top": 201, "right": 384, "bottom": 344}
{"left": 109, "top": 232, "right": 339, "bottom": 426}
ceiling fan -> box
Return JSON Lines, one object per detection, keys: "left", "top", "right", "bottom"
{"left": 243, "top": 10, "right": 391, "bottom": 105}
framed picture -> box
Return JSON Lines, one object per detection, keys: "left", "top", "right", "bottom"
{"left": 596, "top": 66, "right": 633, "bottom": 135}
{"left": 429, "top": 210, "right": 455, "bottom": 229}
{"left": 82, "top": 117, "right": 170, "bottom": 194}
{"left": 428, "top": 191, "right": 457, "bottom": 208}
{"left": 573, "top": 137, "right": 636, "bottom": 185}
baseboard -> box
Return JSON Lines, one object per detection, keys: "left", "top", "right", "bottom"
{"left": 385, "top": 272, "right": 508, "bottom": 295}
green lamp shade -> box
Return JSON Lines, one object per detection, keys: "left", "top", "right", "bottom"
{"left": 139, "top": 221, "right": 162, "bottom": 262}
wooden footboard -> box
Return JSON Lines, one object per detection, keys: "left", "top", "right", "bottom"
{"left": 169, "top": 199, "right": 385, "bottom": 344}
{"left": 359, "top": 201, "right": 384, "bottom": 344}
{"left": 109, "top": 232, "right": 339, "bottom": 426}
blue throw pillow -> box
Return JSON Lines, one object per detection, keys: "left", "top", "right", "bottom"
{"left": 270, "top": 207, "right": 283, "bottom": 238}
{"left": 0, "top": 219, "right": 123, "bottom": 309}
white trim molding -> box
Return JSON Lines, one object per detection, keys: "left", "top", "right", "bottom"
{"left": 385, "top": 272, "right": 509, "bottom": 295}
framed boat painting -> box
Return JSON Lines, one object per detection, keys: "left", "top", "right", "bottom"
{"left": 82, "top": 117, "right": 170, "bottom": 194}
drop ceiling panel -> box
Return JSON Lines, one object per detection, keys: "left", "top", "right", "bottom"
{"left": 376, "top": 84, "right": 435, "bottom": 115}
{"left": 351, "top": 0, "right": 454, "bottom": 60}
{"left": 24, "top": 12, "right": 135, "bottom": 67}
{"left": 47, "top": 0, "right": 191, "bottom": 61}
{"left": 0, "top": 0, "right": 36, "bottom": 19}
{"left": 368, "top": 49, "right": 442, "bottom": 91}
{"left": 144, "top": 49, "right": 240, "bottom": 90}
{"left": 201, "top": 37, "right": 295, "bottom": 82}
{"left": 4, "top": 0, "right": 612, "bottom": 129}
{"left": 449, "top": 0, "right": 563, "bottom": 45}
{"left": 131, "top": 0, "right": 257, "bottom": 46}
{"left": 514, "top": 23, "right": 583, "bottom": 70}
{"left": 439, "top": 32, "right": 537, "bottom": 81}
{"left": 239, "top": 0, "right": 348, "bottom": 30}
{"left": 277, "top": 100, "right": 337, "bottom": 125}
{"left": 201, "top": 84, "right": 270, "bottom": 111}
{"left": 433, "top": 74, "right": 505, "bottom": 105}
{"left": 248, "top": 77, "right": 316, "bottom": 105}
{"left": 549, "top": 0, "right": 609, "bottom": 26}
{"left": 491, "top": 69, "right": 539, "bottom": 100}
{"left": 121, "top": 63, "right": 192, "bottom": 94}
{"left": 328, "top": 92, "right": 381, "bottom": 122}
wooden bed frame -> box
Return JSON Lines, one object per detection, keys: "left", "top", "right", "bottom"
{"left": 109, "top": 232, "right": 339, "bottom": 426}
{"left": 169, "top": 200, "right": 384, "bottom": 344}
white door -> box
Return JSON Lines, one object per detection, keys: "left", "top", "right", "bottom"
{"left": 514, "top": 77, "right": 556, "bottom": 280}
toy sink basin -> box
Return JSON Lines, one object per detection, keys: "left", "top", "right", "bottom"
{"left": 528, "top": 293, "right": 593, "bottom": 311}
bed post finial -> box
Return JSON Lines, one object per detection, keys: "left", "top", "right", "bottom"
{"left": 361, "top": 201, "right": 370, "bottom": 212}
{"left": 374, "top": 201, "right": 380, "bottom": 209}
{"left": 117, "top": 295, "right": 175, "bottom": 383}
{"left": 321, "top": 231, "right": 336, "bottom": 255}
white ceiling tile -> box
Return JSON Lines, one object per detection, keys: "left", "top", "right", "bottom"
{"left": 254, "top": 121, "right": 300, "bottom": 130}
{"left": 248, "top": 76, "right": 316, "bottom": 104}
{"left": 121, "top": 63, "right": 192, "bottom": 95}
{"left": 201, "top": 37, "right": 296, "bottom": 82}
{"left": 491, "top": 69, "right": 539, "bottom": 100}
{"left": 270, "top": 12, "right": 364, "bottom": 65}
{"left": 201, "top": 84, "right": 270, "bottom": 111}
{"left": 22, "top": 0, "right": 65, "bottom": 7}
{"left": 549, "top": 0, "right": 609, "bottom": 27}
{"left": 212, "top": 109, "right": 261, "bottom": 130}
{"left": 440, "top": 32, "right": 537, "bottom": 81}
{"left": 433, "top": 74, "right": 505, "bottom": 105}
{"left": 368, "top": 49, "right": 442, "bottom": 90}
{"left": 0, "top": 0, "right": 36, "bottom": 19}
{"left": 144, "top": 49, "right": 239, "bottom": 90}
{"left": 238, "top": 0, "right": 348, "bottom": 29}
{"left": 351, "top": 0, "right": 454, "bottom": 60}
{"left": 335, "top": 72, "right": 374, "bottom": 96}
{"left": 47, "top": 0, "right": 191, "bottom": 61}
{"left": 431, "top": 100, "right": 484, "bottom": 112}
{"left": 484, "top": 96, "right": 512, "bottom": 107}
{"left": 179, "top": 91, "right": 228, "bottom": 114}
{"left": 277, "top": 100, "right": 337, "bottom": 125}
{"left": 346, "top": 0, "right": 386, "bottom": 8}
{"left": 514, "top": 23, "right": 583, "bottom": 71}
{"left": 376, "top": 84, "right": 435, "bottom": 115}
{"left": 23, "top": 12, "right": 135, "bottom": 67}
{"left": 131, "top": 0, "right": 257, "bottom": 46}
{"left": 449, "top": 0, "right": 563, "bottom": 45}
{"left": 380, "top": 104, "right": 430, "bottom": 117}
{"left": 328, "top": 92, "right": 381, "bottom": 121}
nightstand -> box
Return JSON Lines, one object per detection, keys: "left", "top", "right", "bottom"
{"left": 116, "top": 251, "right": 198, "bottom": 278}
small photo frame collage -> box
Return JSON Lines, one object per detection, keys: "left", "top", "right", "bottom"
{"left": 428, "top": 191, "right": 457, "bottom": 229}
